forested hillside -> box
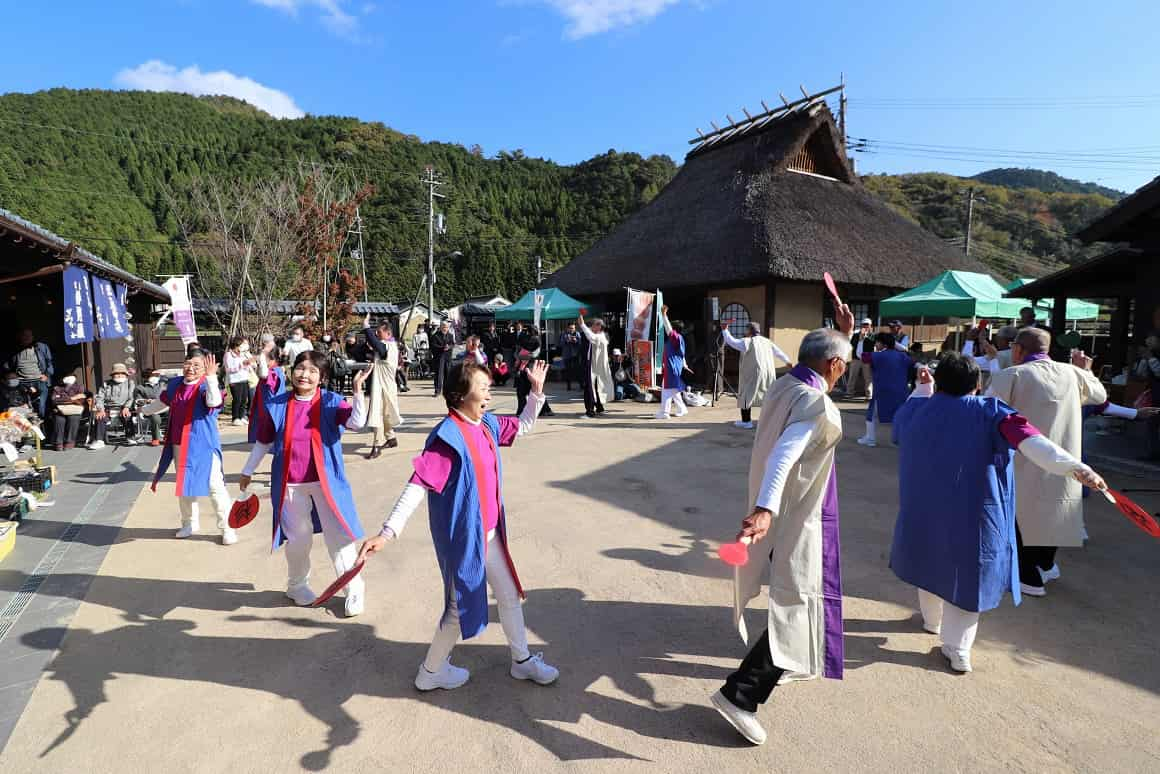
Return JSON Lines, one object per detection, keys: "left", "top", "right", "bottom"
{"left": 0, "top": 89, "right": 677, "bottom": 303}
{"left": 0, "top": 89, "right": 1122, "bottom": 301}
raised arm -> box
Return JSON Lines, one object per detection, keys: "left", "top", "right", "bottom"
{"left": 720, "top": 325, "right": 748, "bottom": 353}
{"left": 577, "top": 315, "right": 598, "bottom": 342}
{"left": 771, "top": 340, "right": 792, "bottom": 366}
{"left": 660, "top": 305, "right": 672, "bottom": 336}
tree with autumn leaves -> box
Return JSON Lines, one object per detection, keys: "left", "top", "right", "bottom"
{"left": 169, "top": 165, "right": 374, "bottom": 341}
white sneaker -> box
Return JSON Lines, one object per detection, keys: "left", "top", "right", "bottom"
{"left": 241, "top": 417, "right": 249, "bottom": 424}
{"left": 415, "top": 660, "right": 470, "bottom": 691}
{"left": 344, "top": 589, "right": 364, "bottom": 617}
{"left": 1039, "top": 564, "right": 1061, "bottom": 584}
{"left": 510, "top": 652, "right": 559, "bottom": 685}
{"left": 286, "top": 584, "right": 318, "bottom": 606}
{"left": 856, "top": 436, "right": 877, "bottom": 447}
{"left": 125, "top": 438, "right": 139, "bottom": 446}
{"left": 655, "top": 411, "right": 671, "bottom": 420}
{"left": 940, "top": 644, "right": 973, "bottom": 673}
{"left": 1020, "top": 582, "right": 1046, "bottom": 598}
{"left": 87, "top": 440, "right": 106, "bottom": 450}
{"left": 733, "top": 420, "right": 755, "bottom": 429}
{"left": 710, "top": 690, "right": 766, "bottom": 745}
{"left": 175, "top": 522, "right": 199, "bottom": 539}
{"left": 923, "top": 622, "right": 941, "bottom": 635}
{"left": 220, "top": 529, "right": 238, "bottom": 546}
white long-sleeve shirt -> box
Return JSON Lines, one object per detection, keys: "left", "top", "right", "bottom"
{"left": 721, "top": 328, "right": 792, "bottom": 365}
{"left": 378, "top": 392, "right": 545, "bottom": 539}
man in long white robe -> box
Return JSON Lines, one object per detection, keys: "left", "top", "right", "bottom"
{"left": 987, "top": 327, "right": 1106, "bottom": 596}
{"left": 721, "top": 322, "right": 792, "bottom": 429}
{"left": 710, "top": 308, "right": 854, "bottom": 747}
{"left": 364, "top": 318, "right": 403, "bottom": 459}
{"left": 578, "top": 314, "right": 613, "bottom": 419}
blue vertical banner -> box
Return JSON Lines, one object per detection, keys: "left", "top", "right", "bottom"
{"left": 62, "top": 265, "right": 95, "bottom": 344}
{"left": 92, "top": 275, "right": 129, "bottom": 339}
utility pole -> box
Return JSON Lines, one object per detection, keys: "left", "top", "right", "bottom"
{"left": 422, "top": 165, "right": 445, "bottom": 322}
{"left": 964, "top": 188, "right": 980, "bottom": 256}
{"left": 351, "top": 207, "right": 369, "bottom": 303}
{"left": 838, "top": 72, "right": 847, "bottom": 143}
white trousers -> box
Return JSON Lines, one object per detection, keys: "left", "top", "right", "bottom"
{"left": 178, "top": 454, "right": 233, "bottom": 533}
{"left": 282, "top": 481, "right": 365, "bottom": 598}
{"left": 918, "top": 589, "right": 979, "bottom": 656}
{"left": 658, "top": 388, "right": 688, "bottom": 418}
{"left": 423, "top": 532, "right": 529, "bottom": 671}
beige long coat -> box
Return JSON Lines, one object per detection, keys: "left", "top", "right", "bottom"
{"left": 734, "top": 372, "right": 844, "bottom": 677}
{"left": 988, "top": 359, "right": 1106, "bottom": 546}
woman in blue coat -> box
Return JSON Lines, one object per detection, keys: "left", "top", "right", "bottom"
{"left": 891, "top": 352, "right": 1108, "bottom": 672}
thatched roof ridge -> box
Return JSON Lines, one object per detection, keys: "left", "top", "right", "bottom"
{"left": 546, "top": 106, "right": 990, "bottom": 296}
{"left": 1076, "top": 174, "right": 1160, "bottom": 244}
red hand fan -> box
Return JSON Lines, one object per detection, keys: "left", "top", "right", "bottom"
{"left": 579, "top": 307, "right": 588, "bottom": 316}
{"left": 311, "top": 561, "right": 366, "bottom": 607}
{"left": 717, "top": 536, "right": 752, "bottom": 567}
{"left": 1102, "top": 489, "right": 1160, "bottom": 538}
{"left": 823, "top": 272, "right": 842, "bottom": 306}
{"left": 228, "top": 489, "right": 259, "bottom": 529}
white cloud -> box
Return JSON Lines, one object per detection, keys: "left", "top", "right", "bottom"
{"left": 114, "top": 61, "right": 306, "bottom": 119}
{"left": 250, "top": 0, "right": 358, "bottom": 36}
{"left": 542, "top": 0, "right": 680, "bottom": 38}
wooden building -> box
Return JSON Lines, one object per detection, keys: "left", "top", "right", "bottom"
{"left": 1009, "top": 175, "right": 1160, "bottom": 372}
{"left": 544, "top": 88, "right": 990, "bottom": 363}
{"left": 0, "top": 207, "right": 169, "bottom": 392}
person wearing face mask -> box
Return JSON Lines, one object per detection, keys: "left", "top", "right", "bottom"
{"left": 49, "top": 372, "right": 87, "bottom": 450}
{"left": 357, "top": 359, "right": 559, "bottom": 691}
{"left": 5, "top": 328, "right": 53, "bottom": 418}
{"left": 141, "top": 349, "right": 237, "bottom": 546}
{"left": 0, "top": 370, "right": 34, "bottom": 412}
{"left": 133, "top": 370, "right": 166, "bottom": 446}
{"left": 89, "top": 363, "right": 137, "bottom": 449}
{"left": 239, "top": 351, "right": 370, "bottom": 615}
{"left": 711, "top": 305, "right": 853, "bottom": 747}
{"left": 282, "top": 324, "right": 313, "bottom": 365}
{"left": 224, "top": 336, "right": 256, "bottom": 426}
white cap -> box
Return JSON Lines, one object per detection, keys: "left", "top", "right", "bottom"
{"left": 611, "top": 348, "right": 623, "bottom": 356}
{"left": 860, "top": 318, "right": 873, "bottom": 325}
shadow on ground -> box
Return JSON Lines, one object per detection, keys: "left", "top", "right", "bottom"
{"left": 22, "top": 587, "right": 748, "bottom": 768}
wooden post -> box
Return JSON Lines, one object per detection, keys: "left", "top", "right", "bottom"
{"left": 1108, "top": 295, "right": 1130, "bottom": 373}
{"left": 1050, "top": 295, "right": 1067, "bottom": 339}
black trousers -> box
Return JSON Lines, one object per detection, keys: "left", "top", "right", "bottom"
{"left": 229, "top": 381, "right": 250, "bottom": 421}
{"left": 433, "top": 353, "right": 452, "bottom": 395}
{"left": 563, "top": 357, "right": 579, "bottom": 389}
{"left": 396, "top": 368, "right": 408, "bottom": 390}
{"left": 581, "top": 366, "right": 604, "bottom": 416}
{"left": 740, "top": 407, "right": 752, "bottom": 423}
{"left": 1015, "top": 523, "right": 1057, "bottom": 587}
{"left": 52, "top": 414, "right": 81, "bottom": 447}
{"left": 721, "top": 630, "right": 785, "bottom": 713}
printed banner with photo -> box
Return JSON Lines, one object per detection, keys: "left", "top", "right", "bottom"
{"left": 631, "top": 339, "right": 654, "bottom": 389}
{"left": 163, "top": 276, "right": 198, "bottom": 345}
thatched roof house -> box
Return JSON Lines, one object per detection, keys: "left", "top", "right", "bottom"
{"left": 545, "top": 94, "right": 989, "bottom": 359}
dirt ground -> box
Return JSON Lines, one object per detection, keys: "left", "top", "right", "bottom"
{"left": 3, "top": 384, "right": 1158, "bottom": 773}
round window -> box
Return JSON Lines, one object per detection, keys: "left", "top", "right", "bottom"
{"left": 722, "top": 303, "right": 751, "bottom": 338}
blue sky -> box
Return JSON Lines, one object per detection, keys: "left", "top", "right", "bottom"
{"left": 4, "top": 1, "right": 1157, "bottom": 192}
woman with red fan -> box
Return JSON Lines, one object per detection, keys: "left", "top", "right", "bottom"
{"left": 357, "top": 359, "right": 559, "bottom": 692}
{"left": 239, "top": 352, "right": 370, "bottom": 616}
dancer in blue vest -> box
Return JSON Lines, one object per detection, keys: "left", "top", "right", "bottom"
{"left": 858, "top": 332, "right": 911, "bottom": 447}
{"left": 891, "top": 352, "right": 1107, "bottom": 672}
{"left": 358, "top": 359, "right": 559, "bottom": 691}
{"left": 239, "top": 351, "right": 370, "bottom": 616}
{"left": 142, "top": 349, "right": 237, "bottom": 545}
{"left": 657, "top": 305, "right": 689, "bottom": 420}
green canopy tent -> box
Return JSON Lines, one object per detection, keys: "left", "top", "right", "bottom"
{"left": 879, "top": 270, "right": 1046, "bottom": 321}
{"left": 494, "top": 287, "right": 595, "bottom": 321}
{"left": 1004, "top": 278, "right": 1100, "bottom": 321}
